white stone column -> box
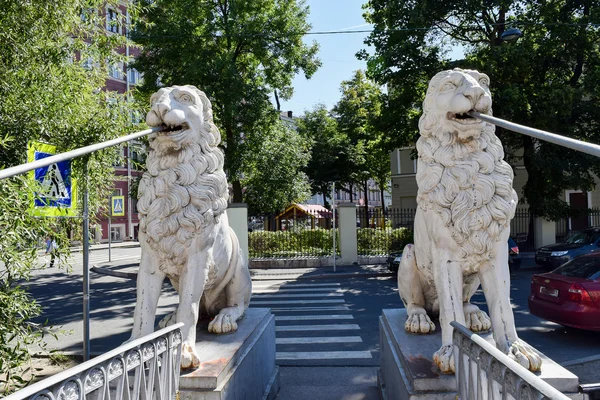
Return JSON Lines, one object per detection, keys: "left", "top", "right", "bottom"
{"left": 534, "top": 217, "right": 556, "bottom": 249}
{"left": 338, "top": 203, "right": 358, "bottom": 265}
{"left": 227, "top": 203, "right": 249, "bottom": 264}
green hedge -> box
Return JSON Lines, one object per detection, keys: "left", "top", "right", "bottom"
{"left": 248, "top": 227, "right": 413, "bottom": 258}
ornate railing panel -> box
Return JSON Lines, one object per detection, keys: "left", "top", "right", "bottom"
{"left": 451, "top": 322, "right": 570, "bottom": 400}
{"left": 5, "top": 323, "right": 183, "bottom": 400}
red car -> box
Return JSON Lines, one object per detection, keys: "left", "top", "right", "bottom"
{"left": 528, "top": 253, "right": 600, "bottom": 331}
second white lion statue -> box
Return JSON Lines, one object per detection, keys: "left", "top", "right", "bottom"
{"left": 398, "top": 69, "right": 542, "bottom": 373}
{"left": 128, "top": 85, "right": 252, "bottom": 370}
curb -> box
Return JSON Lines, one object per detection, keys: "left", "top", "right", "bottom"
{"left": 91, "top": 265, "right": 138, "bottom": 280}
{"left": 561, "top": 353, "right": 600, "bottom": 367}
{"left": 92, "top": 264, "right": 395, "bottom": 281}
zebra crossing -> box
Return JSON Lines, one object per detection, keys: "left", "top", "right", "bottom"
{"left": 250, "top": 280, "right": 373, "bottom": 365}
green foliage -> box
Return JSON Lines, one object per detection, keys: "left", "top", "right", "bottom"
{"left": 0, "top": 178, "right": 70, "bottom": 394}
{"left": 361, "top": 0, "right": 600, "bottom": 219}
{"left": 357, "top": 228, "right": 413, "bottom": 256}
{"left": 0, "top": 0, "right": 140, "bottom": 391}
{"left": 132, "top": 0, "right": 321, "bottom": 204}
{"left": 249, "top": 228, "right": 337, "bottom": 258}
{"left": 296, "top": 104, "right": 355, "bottom": 205}
{"left": 243, "top": 120, "right": 312, "bottom": 215}
{"left": 332, "top": 70, "right": 388, "bottom": 206}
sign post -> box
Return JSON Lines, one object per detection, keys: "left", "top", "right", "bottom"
{"left": 108, "top": 198, "right": 112, "bottom": 262}
{"left": 332, "top": 182, "right": 336, "bottom": 273}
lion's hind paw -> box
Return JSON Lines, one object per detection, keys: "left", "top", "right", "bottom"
{"left": 509, "top": 339, "right": 542, "bottom": 372}
{"left": 405, "top": 311, "right": 435, "bottom": 334}
{"left": 208, "top": 313, "right": 238, "bottom": 334}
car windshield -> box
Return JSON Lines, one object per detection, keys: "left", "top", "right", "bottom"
{"left": 553, "top": 257, "right": 600, "bottom": 280}
{"left": 566, "top": 231, "right": 600, "bottom": 244}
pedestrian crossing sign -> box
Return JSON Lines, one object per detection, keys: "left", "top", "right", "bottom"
{"left": 28, "top": 142, "right": 78, "bottom": 217}
{"left": 111, "top": 196, "right": 125, "bottom": 216}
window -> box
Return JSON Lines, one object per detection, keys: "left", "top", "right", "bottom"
{"left": 106, "top": 8, "right": 120, "bottom": 34}
{"left": 109, "top": 61, "right": 124, "bottom": 80}
{"left": 128, "top": 68, "right": 142, "bottom": 85}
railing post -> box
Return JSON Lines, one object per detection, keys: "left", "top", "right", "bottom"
{"left": 337, "top": 203, "right": 358, "bottom": 265}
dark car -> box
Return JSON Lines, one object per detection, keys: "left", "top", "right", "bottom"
{"left": 535, "top": 227, "right": 600, "bottom": 269}
{"left": 387, "top": 238, "right": 521, "bottom": 273}
{"left": 528, "top": 253, "right": 600, "bottom": 331}
{"left": 387, "top": 252, "right": 402, "bottom": 273}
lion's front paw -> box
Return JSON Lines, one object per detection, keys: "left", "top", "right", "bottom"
{"left": 208, "top": 313, "right": 238, "bottom": 334}
{"left": 509, "top": 339, "right": 542, "bottom": 372}
{"left": 433, "top": 344, "right": 455, "bottom": 373}
{"left": 463, "top": 305, "right": 492, "bottom": 333}
{"left": 404, "top": 310, "right": 435, "bottom": 334}
{"left": 180, "top": 343, "right": 200, "bottom": 370}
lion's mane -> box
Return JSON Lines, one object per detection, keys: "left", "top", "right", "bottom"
{"left": 138, "top": 90, "right": 229, "bottom": 276}
{"left": 415, "top": 74, "right": 518, "bottom": 268}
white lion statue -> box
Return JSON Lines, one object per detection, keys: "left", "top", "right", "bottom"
{"left": 398, "top": 69, "right": 542, "bottom": 373}
{"left": 128, "top": 85, "right": 252, "bottom": 370}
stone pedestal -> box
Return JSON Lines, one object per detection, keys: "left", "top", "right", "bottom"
{"left": 179, "top": 308, "right": 280, "bottom": 400}
{"left": 378, "top": 309, "right": 582, "bottom": 400}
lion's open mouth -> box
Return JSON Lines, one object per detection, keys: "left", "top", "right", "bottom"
{"left": 158, "top": 123, "right": 189, "bottom": 136}
{"left": 447, "top": 111, "right": 481, "bottom": 124}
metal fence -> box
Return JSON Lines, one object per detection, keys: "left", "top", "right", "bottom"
{"left": 511, "top": 208, "right": 535, "bottom": 252}
{"left": 356, "top": 208, "right": 414, "bottom": 256}
{"left": 248, "top": 213, "right": 339, "bottom": 259}
{"left": 4, "top": 323, "right": 183, "bottom": 400}
{"left": 556, "top": 208, "right": 600, "bottom": 243}
{"left": 452, "top": 321, "right": 569, "bottom": 400}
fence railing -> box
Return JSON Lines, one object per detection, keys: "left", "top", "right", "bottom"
{"left": 356, "top": 208, "right": 413, "bottom": 256}
{"left": 556, "top": 208, "right": 600, "bottom": 243}
{"left": 451, "top": 321, "right": 569, "bottom": 400}
{"left": 4, "top": 323, "right": 183, "bottom": 400}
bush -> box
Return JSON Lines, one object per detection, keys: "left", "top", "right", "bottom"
{"left": 357, "top": 227, "right": 413, "bottom": 256}
{"left": 248, "top": 227, "right": 413, "bottom": 258}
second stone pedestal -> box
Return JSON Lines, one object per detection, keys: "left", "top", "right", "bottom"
{"left": 179, "top": 308, "right": 279, "bottom": 400}
{"left": 378, "top": 309, "right": 582, "bottom": 400}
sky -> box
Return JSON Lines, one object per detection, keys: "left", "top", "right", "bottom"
{"left": 273, "top": 0, "right": 373, "bottom": 116}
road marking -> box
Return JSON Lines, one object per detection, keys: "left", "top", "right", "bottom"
{"left": 276, "top": 324, "right": 360, "bottom": 331}
{"left": 268, "top": 306, "right": 350, "bottom": 312}
{"left": 252, "top": 293, "right": 343, "bottom": 298}
{"left": 276, "top": 336, "right": 362, "bottom": 344}
{"left": 253, "top": 288, "right": 342, "bottom": 293}
{"left": 250, "top": 299, "right": 345, "bottom": 305}
{"left": 276, "top": 351, "right": 372, "bottom": 360}
{"left": 275, "top": 315, "right": 354, "bottom": 321}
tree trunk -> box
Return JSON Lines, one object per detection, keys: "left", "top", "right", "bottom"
{"left": 349, "top": 184, "right": 353, "bottom": 202}
{"left": 232, "top": 180, "right": 243, "bottom": 203}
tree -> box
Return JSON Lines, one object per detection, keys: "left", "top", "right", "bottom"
{"left": 296, "top": 104, "right": 355, "bottom": 207}
{"left": 132, "top": 0, "right": 321, "bottom": 203}
{"left": 332, "top": 70, "right": 388, "bottom": 210}
{"left": 361, "top": 0, "right": 600, "bottom": 220}
{"left": 243, "top": 119, "right": 312, "bottom": 215}
{"left": 0, "top": 0, "right": 138, "bottom": 391}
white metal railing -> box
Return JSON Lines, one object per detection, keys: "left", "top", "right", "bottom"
{"left": 468, "top": 111, "right": 600, "bottom": 158}
{"left": 4, "top": 323, "right": 183, "bottom": 400}
{"left": 451, "top": 322, "right": 570, "bottom": 400}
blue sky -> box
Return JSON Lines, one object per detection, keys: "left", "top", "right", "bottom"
{"left": 273, "top": 0, "right": 372, "bottom": 116}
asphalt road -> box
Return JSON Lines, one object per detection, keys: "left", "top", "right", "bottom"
{"left": 23, "top": 248, "right": 600, "bottom": 367}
